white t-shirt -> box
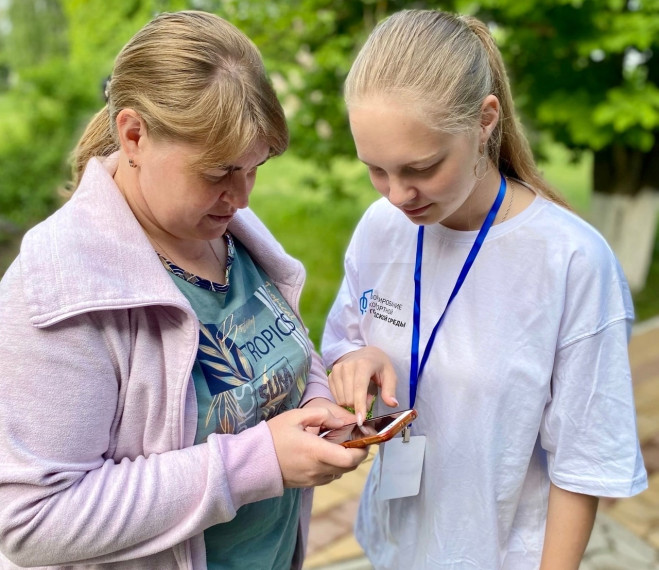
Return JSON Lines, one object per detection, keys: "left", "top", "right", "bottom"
{"left": 322, "top": 195, "right": 648, "bottom": 570}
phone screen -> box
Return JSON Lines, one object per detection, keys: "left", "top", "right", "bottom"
{"left": 320, "top": 410, "right": 415, "bottom": 445}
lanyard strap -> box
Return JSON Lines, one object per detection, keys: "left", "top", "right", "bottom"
{"left": 409, "top": 173, "right": 507, "bottom": 408}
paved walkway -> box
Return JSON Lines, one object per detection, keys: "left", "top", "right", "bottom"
{"left": 304, "top": 316, "right": 659, "bottom": 569}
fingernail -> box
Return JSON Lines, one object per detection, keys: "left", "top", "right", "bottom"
{"left": 357, "top": 412, "right": 363, "bottom": 426}
{"left": 392, "top": 398, "right": 399, "bottom": 407}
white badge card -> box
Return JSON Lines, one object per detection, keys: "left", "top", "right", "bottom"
{"left": 378, "top": 429, "right": 426, "bottom": 500}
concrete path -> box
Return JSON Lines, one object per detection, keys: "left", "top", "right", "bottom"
{"left": 304, "top": 317, "right": 659, "bottom": 569}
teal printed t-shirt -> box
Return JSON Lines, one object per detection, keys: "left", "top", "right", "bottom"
{"left": 160, "top": 234, "right": 309, "bottom": 570}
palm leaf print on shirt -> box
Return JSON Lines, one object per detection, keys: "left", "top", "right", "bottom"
{"left": 198, "top": 323, "right": 254, "bottom": 394}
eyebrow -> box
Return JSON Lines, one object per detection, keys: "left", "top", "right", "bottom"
{"left": 405, "top": 153, "right": 443, "bottom": 167}
{"left": 224, "top": 158, "right": 269, "bottom": 172}
{"left": 359, "top": 152, "right": 442, "bottom": 169}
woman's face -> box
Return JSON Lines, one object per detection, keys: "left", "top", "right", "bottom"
{"left": 349, "top": 97, "right": 487, "bottom": 229}
{"left": 124, "top": 137, "right": 270, "bottom": 244}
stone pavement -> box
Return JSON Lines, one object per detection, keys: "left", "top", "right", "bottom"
{"left": 304, "top": 316, "right": 659, "bottom": 570}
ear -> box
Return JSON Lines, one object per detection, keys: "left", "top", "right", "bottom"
{"left": 115, "top": 108, "right": 147, "bottom": 160}
{"left": 479, "top": 94, "right": 500, "bottom": 142}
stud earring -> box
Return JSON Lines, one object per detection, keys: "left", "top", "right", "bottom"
{"left": 128, "top": 159, "right": 137, "bottom": 168}
{"left": 473, "top": 142, "right": 488, "bottom": 181}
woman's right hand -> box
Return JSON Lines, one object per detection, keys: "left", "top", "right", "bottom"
{"left": 267, "top": 407, "right": 368, "bottom": 488}
{"left": 328, "top": 347, "right": 399, "bottom": 426}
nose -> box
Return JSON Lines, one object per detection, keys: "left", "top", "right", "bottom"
{"left": 386, "top": 176, "right": 416, "bottom": 208}
{"left": 224, "top": 171, "right": 251, "bottom": 209}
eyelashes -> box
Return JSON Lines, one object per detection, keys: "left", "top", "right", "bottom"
{"left": 203, "top": 167, "right": 259, "bottom": 185}
{"left": 367, "top": 161, "right": 441, "bottom": 178}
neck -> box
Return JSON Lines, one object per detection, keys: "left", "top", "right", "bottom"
{"left": 151, "top": 235, "right": 228, "bottom": 284}
{"left": 443, "top": 167, "right": 502, "bottom": 231}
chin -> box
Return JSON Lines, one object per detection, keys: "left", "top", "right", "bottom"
{"left": 404, "top": 209, "right": 442, "bottom": 226}
{"left": 404, "top": 215, "right": 428, "bottom": 226}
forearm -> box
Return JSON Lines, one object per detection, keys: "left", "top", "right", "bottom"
{"left": 540, "top": 482, "right": 599, "bottom": 570}
{"left": 1, "top": 415, "right": 282, "bottom": 567}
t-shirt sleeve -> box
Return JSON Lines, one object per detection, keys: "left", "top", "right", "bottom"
{"left": 538, "top": 229, "right": 648, "bottom": 498}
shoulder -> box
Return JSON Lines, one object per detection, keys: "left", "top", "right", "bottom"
{"left": 515, "top": 197, "right": 623, "bottom": 275}
{"left": 537, "top": 200, "right": 626, "bottom": 282}
{"left": 531, "top": 199, "right": 634, "bottom": 341}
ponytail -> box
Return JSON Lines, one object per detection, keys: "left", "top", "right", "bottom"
{"left": 69, "top": 106, "right": 118, "bottom": 189}
{"left": 461, "top": 16, "right": 570, "bottom": 208}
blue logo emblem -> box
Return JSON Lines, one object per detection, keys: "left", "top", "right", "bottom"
{"left": 360, "top": 289, "right": 373, "bottom": 314}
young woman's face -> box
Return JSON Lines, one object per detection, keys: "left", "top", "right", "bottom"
{"left": 126, "top": 138, "right": 270, "bottom": 244}
{"left": 349, "top": 98, "right": 485, "bottom": 229}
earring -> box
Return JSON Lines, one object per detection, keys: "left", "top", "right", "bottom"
{"left": 128, "top": 159, "right": 137, "bottom": 168}
{"left": 473, "top": 142, "right": 488, "bottom": 181}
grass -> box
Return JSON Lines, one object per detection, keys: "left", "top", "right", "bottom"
{"left": 632, "top": 229, "right": 659, "bottom": 322}
{"left": 249, "top": 155, "right": 376, "bottom": 347}
{"left": 539, "top": 143, "right": 592, "bottom": 214}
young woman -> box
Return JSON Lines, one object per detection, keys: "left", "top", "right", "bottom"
{"left": 0, "top": 11, "right": 366, "bottom": 569}
{"left": 322, "top": 9, "right": 647, "bottom": 569}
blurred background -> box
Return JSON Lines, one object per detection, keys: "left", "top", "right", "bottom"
{"left": 0, "top": 0, "right": 657, "bottom": 347}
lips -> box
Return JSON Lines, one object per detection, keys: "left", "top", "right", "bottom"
{"left": 208, "top": 213, "right": 234, "bottom": 224}
{"left": 402, "top": 204, "right": 431, "bottom": 217}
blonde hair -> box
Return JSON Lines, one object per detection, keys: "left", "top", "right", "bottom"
{"left": 345, "top": 9, "right": 568, "bottom": 207}
{"left": 71, "top": 10, "right": 288, "bottom": 188}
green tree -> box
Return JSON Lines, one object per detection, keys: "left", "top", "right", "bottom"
{"left": 225, "top": 0, "right": 659, "bottom": 290}
{"left": 0, "top": 0, "right": 73, "bottom": 228}
{"left": 478, "top": 0, "right": 659, "bottom": 291}
{"left": 0, "top": 0, "right": 191, "bottom": 229}
{"left": 2, "top": 0, "right": 657, "bottom": 291}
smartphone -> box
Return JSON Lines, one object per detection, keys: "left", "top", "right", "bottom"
{"left": 319, "top": 409, "right": 418, "bottom": 448}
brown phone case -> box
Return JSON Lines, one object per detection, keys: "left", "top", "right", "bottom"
{"left": 340, "top": 409, "right": 418, "bottom": 448}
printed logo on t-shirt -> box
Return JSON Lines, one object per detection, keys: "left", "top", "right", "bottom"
{"left": 359, "top": 288, "right": 407, "bottom": 328}
{"left": 197, "top": 283, "right": 308, "bottom": 436}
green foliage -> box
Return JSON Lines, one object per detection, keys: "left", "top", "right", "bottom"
{"left": 478, "top": 0, "right": 659, "bottom": 158}
{"left": 217, "top": 0, "right": 455, "bottom": 161}
{"left": 5, "top": 0, "right": 68, "bottom": 68}
{"left": 0, "top": 0, "right": 657, "bottom": 304}
{"left": 0, "top": 0, "right": 197, "bottom": 228}
{"left": 0, "top": 57, "right": 95, "bottom": 225}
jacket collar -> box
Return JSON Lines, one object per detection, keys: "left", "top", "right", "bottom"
{"left": 20, "top": 156, "right": 191, "bottom": 327}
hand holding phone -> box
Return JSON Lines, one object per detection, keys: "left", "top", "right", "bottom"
{"left": 267, "top": 407, "right": 369, "bottom": 488}
{"left": 319, "top": 409, "right": 418, "bottom": 448}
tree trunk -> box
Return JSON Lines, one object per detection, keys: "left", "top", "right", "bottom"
{"left": 589, "top": 189, "right": 659, "bottom": 293}
{"left": 591, "top": 143, "right": 659, "bottom": 293}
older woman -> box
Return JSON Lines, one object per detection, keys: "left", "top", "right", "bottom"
{"left": 0, "top": 11, "right": 366, "bottom": 570}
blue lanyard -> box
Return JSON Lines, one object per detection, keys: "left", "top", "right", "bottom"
{"left": 409, "top": 173, "right": 507, "bottom": 408}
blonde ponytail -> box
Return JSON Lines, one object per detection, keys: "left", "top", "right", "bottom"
{"left": 70, "top": 105, "right": 118, "bottom": 188}
{"left": 461, "top": 16, "right": 569, "bottom": 207}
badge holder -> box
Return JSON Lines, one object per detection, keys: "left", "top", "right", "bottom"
{"left": 378, "top": 424, "right": 425, "bottom": 500}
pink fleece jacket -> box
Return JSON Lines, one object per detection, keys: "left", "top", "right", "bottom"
{"left": 0, "top": 155, "right": 332, "bottom": 569}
